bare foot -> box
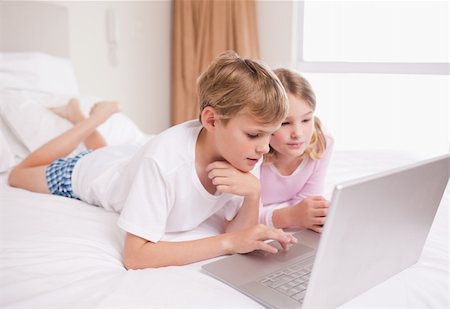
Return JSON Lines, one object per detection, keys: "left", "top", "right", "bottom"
{"left": 88, "top": 101, "right": 121, "bottom": 124}
{"left": 49, "top": 98, "right": 85, "bottom": 124}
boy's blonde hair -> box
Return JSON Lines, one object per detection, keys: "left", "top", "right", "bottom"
{"left": 197, "top": 51, "right": 288, "bottom": 125}
{"left": 270, "top": 68, "right": 327, "bottom": 160}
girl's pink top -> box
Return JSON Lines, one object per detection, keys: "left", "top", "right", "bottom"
{"left": 260, "top": 136, "right": 334, "bottom": 227}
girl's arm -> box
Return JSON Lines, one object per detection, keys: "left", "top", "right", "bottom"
{"left": 272, "top": 196, "right": 328, "bottom": 232}
{"left": 266, "top": 137, "right": 334, "bottom": 231}
{"left": 123, "top": 225, "right": 297, "bottom": 269}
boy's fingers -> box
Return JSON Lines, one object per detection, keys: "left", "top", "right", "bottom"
{"left": 207, "top": 169, "right": 226, "bottom": 178}
{"left": 211, "top": 176, "right": 232, "bottom": 185}
{"left": 206, "top": 161, "right": 232, "bottom": 172}
{"left": 256, "top": 242, "right": 279, "bottom": 254}
{"left": 263, "top": 229, "right": 297, "bottom": 245}
{"left": 215, "top": 184, "right": 233, "bottom": 193}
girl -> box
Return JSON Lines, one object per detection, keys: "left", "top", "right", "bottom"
{"left": 260, "top": 68, "right": 334, "bottom": 233}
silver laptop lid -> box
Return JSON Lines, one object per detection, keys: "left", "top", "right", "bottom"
{"left": 303, "top": 154, "right": 449, "bottom": 308}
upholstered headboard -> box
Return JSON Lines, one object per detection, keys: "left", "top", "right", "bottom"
{"left": 0, "top": 1, "right": 69, "bottom": 57}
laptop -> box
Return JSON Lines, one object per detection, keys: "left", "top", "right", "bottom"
{"left": 202, "top": 154, "right": 449, "bottom": 309}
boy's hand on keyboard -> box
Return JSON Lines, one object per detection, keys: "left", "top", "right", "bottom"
{"left": 224, "top": 224, "right": 297, "bottom": 255}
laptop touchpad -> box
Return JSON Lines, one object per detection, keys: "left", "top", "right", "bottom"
{"left": 250, "top": 241, "right": 315, "bottom": 262}
{"left": 273, "top": 242, "right": 315, "bottom": 262}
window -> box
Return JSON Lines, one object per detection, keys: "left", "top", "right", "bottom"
{"left": 295, "top": 1, "right": 449, "bottom": 156}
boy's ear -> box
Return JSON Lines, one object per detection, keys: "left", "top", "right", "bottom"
{"left": 201, "top": 106, "right": 218, "bottom": 132}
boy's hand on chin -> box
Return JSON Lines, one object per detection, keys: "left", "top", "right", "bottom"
{"left": 206, "top": 161, "right": 260, "bottom": 199}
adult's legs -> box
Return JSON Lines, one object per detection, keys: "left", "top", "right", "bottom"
{"left": 8, "top": 100, "right": 120, "bottom": 193}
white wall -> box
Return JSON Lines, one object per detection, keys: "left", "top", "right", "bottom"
{"left": 57, "top": 0, "right": 290, "bottom": 135}
{"left": 56, "top": 1, "right": 172, "bottom": 134}
{"left": 257, "top": 0, "right": 296, "bottom": 69}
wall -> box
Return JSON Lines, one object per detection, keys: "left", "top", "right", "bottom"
{"left": 62, "top": 0, "right": 293, "bottom": 135}
{"left": 257, "top": 0, "right": 296, "bottom": 69}
{"left": 56, "top": 1, "right": 172, "bottom": 135}
{"left": 0, "top": 0, "right": 289, "bottom": 136}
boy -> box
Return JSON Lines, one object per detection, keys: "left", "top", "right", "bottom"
{"left": 9, "top": 51, "right": 297, "bottom": 269}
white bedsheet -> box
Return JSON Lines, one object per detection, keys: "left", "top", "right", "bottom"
{"left": 0, "top": 151, "right": 448, "bottom": 308}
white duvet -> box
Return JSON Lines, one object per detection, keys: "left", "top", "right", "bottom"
{"left": 0, "top": 151, "right": 448, "bottom": 308}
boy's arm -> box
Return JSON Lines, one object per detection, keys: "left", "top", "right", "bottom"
{"left": 206, "top": 161, "right": 261, "bottom": 232}
{"left": 224, "top": 194, "right": 260, "bottom": 232}
{"left": 123, "top": 225, "right": 297, "bottom": 269}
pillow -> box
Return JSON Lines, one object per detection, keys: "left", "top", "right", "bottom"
{"left": 0, "top": 52, "right": 79, "bottom": 96}
{"left": 0, "top": 90, "right": 148, "bottom": 156}
{"left": 0, "top": 111, "right": 29, "bottom": 159}
{"left": 0, "top": 125, "right": 17, "bottom": 173}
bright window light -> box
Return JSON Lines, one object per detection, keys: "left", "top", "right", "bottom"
{"left": 303, "top": 1, "right": 449, "bottom": 63}
{"left": 296, "top": 1, "right": 449, "bottom": 156}
{"left": 305, "top": 73, "right": 449, "bottom": 156}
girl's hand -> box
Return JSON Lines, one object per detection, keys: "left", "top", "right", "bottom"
{"left": 291, "top": 196, "right": 328, "bottom": 233}
{"left": 223, "top": 224, "right": 298, "bottom": 254}
{"left": 206, "top": 161, "right": 260, "bottom": 199}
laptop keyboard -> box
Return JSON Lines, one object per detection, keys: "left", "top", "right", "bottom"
{"left": 260, "top": 261, "right": 313, "bottom": 303}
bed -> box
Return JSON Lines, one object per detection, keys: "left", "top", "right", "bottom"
{"left": 1, "top": 2, "right": 449, "bottom": 308}
{"left": 0, "top": 148, "right": 448, "bottom": 308}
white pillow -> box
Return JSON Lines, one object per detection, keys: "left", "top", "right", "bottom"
{"left": 0, "top": 52, "right": 79, "bottom": 96}
{"left": 0, "top": 127, "right": 16, "bottom": 173}
{"left": 0, "top": 113, "right": 29, "bottom": 160}
{"left": 0, "top": 90, "right": 147, "bottom": 155}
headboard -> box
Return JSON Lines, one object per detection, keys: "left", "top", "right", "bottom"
{"left": 0, "top": 1, "right": 69, "bottom": 58}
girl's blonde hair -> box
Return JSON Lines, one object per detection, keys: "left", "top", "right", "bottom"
{"left": 197, "top": 51, "right": 288, "bottom": 125}
{"left": 270, "top": 68, "right": 327, "bottom": 160}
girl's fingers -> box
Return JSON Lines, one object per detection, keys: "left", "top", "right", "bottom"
{"left": 313, "top": 217, "right": 326, "bottom": 225}
{"left": 312, "top": 207, "right": 328, "bottom": 217}
{"left": 310, "top": 225, "right": 323, "bottom": 233}
{"left": 309, "top": 195, "right": 327, "bottom": 201}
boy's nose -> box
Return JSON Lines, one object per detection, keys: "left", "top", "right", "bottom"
{"left": 256, "top": 142, "right": 270, "bottom": 154}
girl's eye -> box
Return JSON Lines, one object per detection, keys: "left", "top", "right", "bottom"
{"left": 302, "top": 118, "right": 311, "bottom": 123}
{"left": 281, "top": 122, "right": 289, "bottom": 126}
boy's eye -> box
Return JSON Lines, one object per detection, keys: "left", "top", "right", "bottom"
{"left": 247, "top": 133, "right": 260, "bottom": 139}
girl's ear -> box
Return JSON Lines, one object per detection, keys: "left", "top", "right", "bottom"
{"left": 201, "top": 106, "right": 218, "bottom": 132}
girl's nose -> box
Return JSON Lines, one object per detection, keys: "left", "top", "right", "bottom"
{"left": 291, "top": 124, "right": 302, "bottom": 139}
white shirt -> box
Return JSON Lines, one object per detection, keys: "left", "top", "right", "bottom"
{"left": 72, "top": 120, "right": 260, "bottom": 243}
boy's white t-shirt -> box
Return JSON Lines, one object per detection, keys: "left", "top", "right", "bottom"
{"left": 72, "top": 120, "right": 260, "bottom": 243}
